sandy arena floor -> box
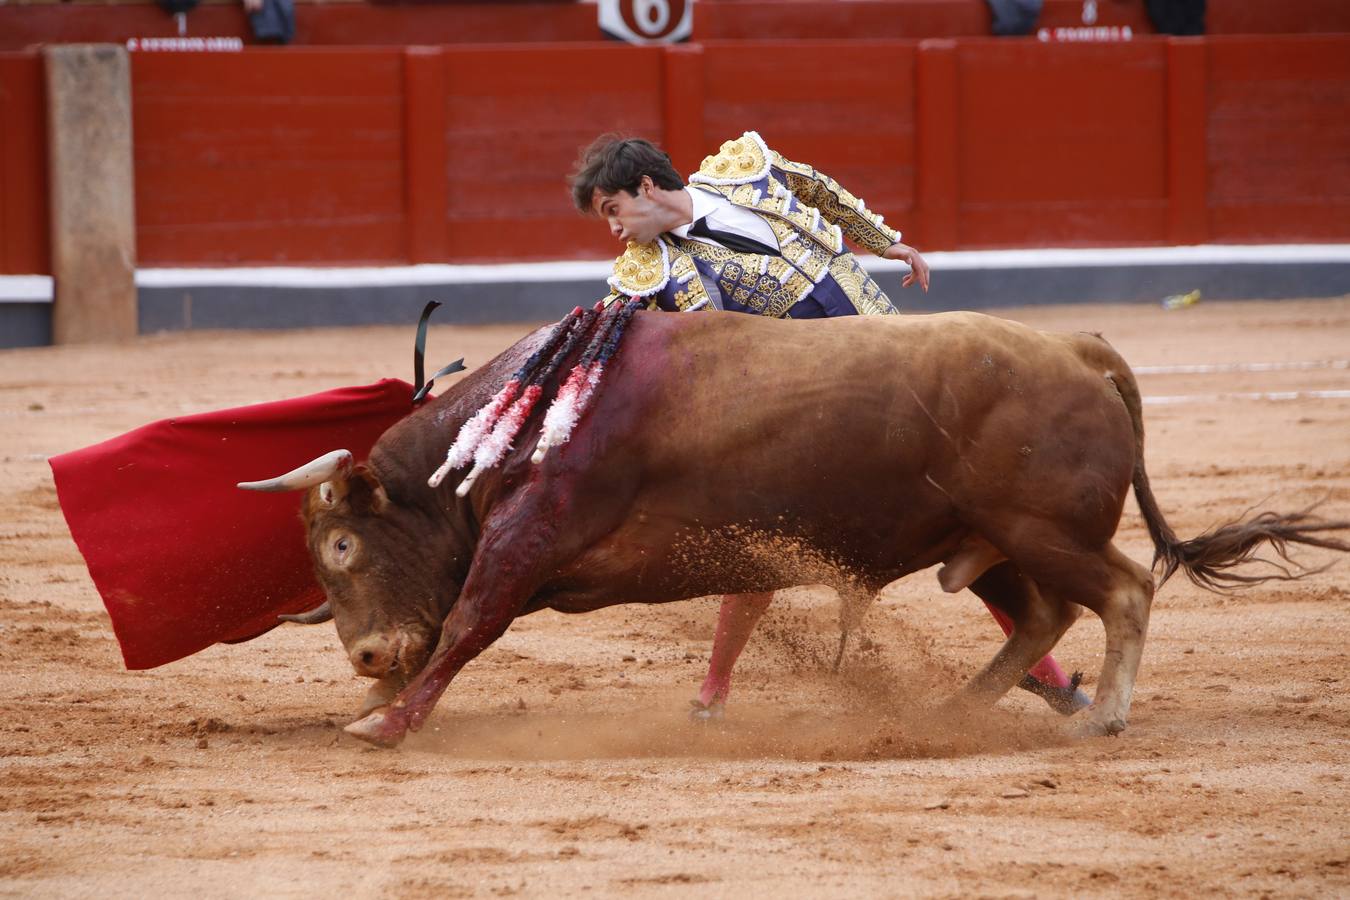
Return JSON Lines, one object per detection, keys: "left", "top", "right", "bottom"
{"left": 1, "top": 298, "right": 1348, "bottom": 898}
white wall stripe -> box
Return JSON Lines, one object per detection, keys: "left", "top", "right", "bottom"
{"left": 1133, "top": 360, "right": 1349, "bottom": 375}
{"left": 1143, "top": 390, "right": 1350, "bottom": 405}
{"left": 0, "top": 276, "right": 54, "bottom": 303}
{"left": 5, "top": 242, "right": 1346, "bottom": 299}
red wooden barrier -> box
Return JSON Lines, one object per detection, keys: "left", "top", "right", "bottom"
{"left": 0, "top": 54, "right": 49, "bottom": 276}
{"left": 1207, "top": 37, "right": 1350, "bottom": 243}
{"left": 1, "top": 35, "right": 1347, "bottom": 274}
{"left": 403, "top": 47, "right": 449, "bottom": 265}
{"left": 441, "top": 44, "right": 666, "bottom": 262}
{"left": 131, "top": 48, "right": 407, "bottom": 265}
{"left": 700, "top": 39, "right": 917, "bottom": 231}
{"left": 916, "top": 39, "right": 959, "bottom": 248}
{"left": 957, "top": 39, "right": 1170, "bottom": 247}
{"left": 1167, "top": 38, "right": 1208, "bottom": 245}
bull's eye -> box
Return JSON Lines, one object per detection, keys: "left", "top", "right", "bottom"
{"left": 330, "top": 534, "right": 355, "bottom": 567}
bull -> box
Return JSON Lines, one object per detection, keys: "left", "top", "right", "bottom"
{"left": 240, "top": 310, "right": 1348, "bottom": 748}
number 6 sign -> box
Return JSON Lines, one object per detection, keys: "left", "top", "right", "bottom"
{"left": 598, "top": 0, "right": 693, "bottom": 44}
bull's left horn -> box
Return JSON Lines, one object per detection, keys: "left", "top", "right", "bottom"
{"left": 237, "top": 449, "right": 353, "bottom": 492}
{"left": 278, "top": 600, "right": 333, "bottom": 625}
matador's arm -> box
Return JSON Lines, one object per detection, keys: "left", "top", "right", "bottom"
{"left": 770, "top": 151, "right": 902, "bottom": 256}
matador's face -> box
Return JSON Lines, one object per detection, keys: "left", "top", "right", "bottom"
{"left": 591, "top": 177, "right": 670, "bottom": 245}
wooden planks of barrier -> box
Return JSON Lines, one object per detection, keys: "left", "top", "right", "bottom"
{"left": 1, "top": 34, "right": 1346, "bottom": 274}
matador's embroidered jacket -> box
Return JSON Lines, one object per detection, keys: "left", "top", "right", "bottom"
{"left": 604, "top": 131, "right": 902, "bottom": 319}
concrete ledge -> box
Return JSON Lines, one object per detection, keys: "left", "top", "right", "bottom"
{"left": 0, "top": 302, "right": 55, "bottom": 349}
{"left": 3, "top": 245, "right": 1348, "bottom": 349}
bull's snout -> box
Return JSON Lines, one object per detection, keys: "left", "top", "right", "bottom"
{"left": 348, "top": 635, "right": 404, "bottom": 678}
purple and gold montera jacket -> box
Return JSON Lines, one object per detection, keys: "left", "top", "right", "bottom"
{"left": 605, "top": 131, "right": 902, "bottom": 319}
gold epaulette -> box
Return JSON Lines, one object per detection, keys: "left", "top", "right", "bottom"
{"left": 690, "top": 131, "right": 772, "bottom": 186}
{"left": 607, "top": 240, "right": 670, "bottom": 298}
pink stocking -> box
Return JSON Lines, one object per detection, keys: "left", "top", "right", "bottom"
{"left": 983, "top": 601, "right": 1071, "bottom": 688}
{"left": 697, "top": 591, "right": 774, "bottom": 707}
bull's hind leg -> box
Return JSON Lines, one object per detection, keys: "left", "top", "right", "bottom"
{"left": 1075, "top": 544, "right": 1155, "bottom": 736}
{"left": 971, "top": 564, "right": 1090, "bottom": 715}
{"left": 1009, "top": 540, "right": 1155, "bottom": 736}
{"left": 955, "top": 562, "right": 1081, "bottom": 708}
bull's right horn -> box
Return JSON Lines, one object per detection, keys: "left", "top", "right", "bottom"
{"left": 237, "top": 449, "right": 354, "bottom": 492}
{"left": 278, "top": 600, "right": 333, "bottom": 625}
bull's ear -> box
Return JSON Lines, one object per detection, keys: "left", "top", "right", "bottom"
{"left": 352, "top": 466, "right": 391, "bottom": 515}
{"left": 317, "top": 479, "right": 349, "bottom": 507}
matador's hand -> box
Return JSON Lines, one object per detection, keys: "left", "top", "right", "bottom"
{"left": 883, "top": 242, "right": 930, "bottom": 292}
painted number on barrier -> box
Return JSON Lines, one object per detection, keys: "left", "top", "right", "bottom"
{"left": 598, "top": 0, "right": 693, "bottom": 45}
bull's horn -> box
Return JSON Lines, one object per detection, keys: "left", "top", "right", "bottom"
{"left": 278, "top": 600, "right": 333, "bottom": 625}
{"left": 237, "top": 449, "right": 353, "bottom": 492}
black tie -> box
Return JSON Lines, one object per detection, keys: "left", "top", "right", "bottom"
{"left": 688, "top": 216, "right": 779, "bottom": 256}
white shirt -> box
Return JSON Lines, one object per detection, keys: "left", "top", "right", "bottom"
{"left": 669, "top": 186, "right": 780, "bottom": 253}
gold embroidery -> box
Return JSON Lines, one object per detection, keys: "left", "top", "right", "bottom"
{"left": 828, "top": 255, "right": 900, "bottom": 316}
{"left": 666, "top": 223, "right": 827, "bottom": 319}
{"left": 721, "top": 182, "right": 840, "bottom": 256}
{"left": 671, "top": 235, "right": 738, "bottom": 265}
{"left": 774, "top": 151, "right": 900, "bottom": 256}
{"left": 670, "top": 252, "right": 697, "bottom": 281}
{"left": 608, "top": 240, "right": 669, "bottom": 297}
{"left": 763, "top": 218, "right": 832, "bottom": 283}
{"left": 668, "top": 252, "right": 711, "bottom": 311}
{"left": 690, "top": 131, "right": 772, "bottom": 186}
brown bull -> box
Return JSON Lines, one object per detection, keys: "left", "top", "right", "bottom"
{"left": 240, "top": 310, "right": 1348, "bottom": 748}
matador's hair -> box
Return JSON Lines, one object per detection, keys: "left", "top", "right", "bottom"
{"left": 569, "top": 135, "right": 683, "bottom": 214}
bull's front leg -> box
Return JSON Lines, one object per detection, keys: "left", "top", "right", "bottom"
{"left": 344, "top": 589, "right": 525, "bottom": 747}
{"left": 344, "top": 528, "right": 538, "bottom": 748}
{"left": 357, "top": 673, "right": 411, "bottom": 718}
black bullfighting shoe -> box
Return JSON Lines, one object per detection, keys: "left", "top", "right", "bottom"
{"left": 1018, "top": 671, "right": 1092, "bottom": 716}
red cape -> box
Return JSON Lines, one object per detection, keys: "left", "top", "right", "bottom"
{"left": 50, "top": 379, "right": 416, "bottom": 669}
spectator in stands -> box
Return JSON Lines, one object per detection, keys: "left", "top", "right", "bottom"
{"left": 987, "top": 0, "right": 1042, "bottom": 35}
{"left": 245, "top": 0, "right": 295, "bottom": 44}
{"left": 570, "top": 132, "right": 1092, "bottom": 720}
{"left": 1147, "top": 0, "right": 1205, "bottom": 34}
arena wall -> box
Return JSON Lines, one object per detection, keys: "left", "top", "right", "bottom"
{"left": 0, "top": 54, "right": 49, "bottom": 277}
{"left": 5, "top": 34, "right": 1347, "bottom": 273}
{"left": 1, "top": 33, "right": 1348, "bottom": 345}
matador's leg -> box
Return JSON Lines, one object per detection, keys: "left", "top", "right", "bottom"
{"left": 693, "top": 591, "right": 774, "bottom": 718}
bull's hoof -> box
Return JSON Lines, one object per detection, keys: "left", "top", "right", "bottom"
{"left": 358, "top": 680, "right": 401, "bottom": 718}
{"left": 1017, "top": 672, "right": 1092, "bottom": 717}
{"left": 344, "top": 709, "right": 408, "bottom": 748}
{"left": 688, "top": 699, "right": 725, "bottom": 723}
{"left": 1069, "top": 713, "right": 1128, "bottom": 739}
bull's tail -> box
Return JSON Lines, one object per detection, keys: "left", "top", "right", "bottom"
{"left": 1108, "top": 364, "right": 1350, "bottom": 590}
